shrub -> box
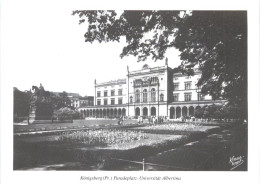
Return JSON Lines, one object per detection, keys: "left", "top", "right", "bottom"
{"left": 54, "top": 107, "right": 81, "bottom": 120}
{"left": 194, "top": 104, "right": 245, "bottom": 120}
{"left": 57, "top": 129, "right": 147, "bottom": 146}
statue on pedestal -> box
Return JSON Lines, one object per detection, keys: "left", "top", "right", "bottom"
{"left": 28, "top": 84, "right": 52, "bottom": 123}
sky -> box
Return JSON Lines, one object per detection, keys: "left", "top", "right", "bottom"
{"left": 2, "top": 1, "right": 182, "bottom": 97}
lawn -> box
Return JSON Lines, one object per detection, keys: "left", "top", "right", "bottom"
{"left": 133, "top": 123, "right": 220, "bottom": 132}
{"left": 14, "top": 119, "right": 138, "bottom": 133}
{"left": 57, "top": 129, "right": 147, "bottom": 146}
{"left": 13, "top": 122, "right": 223, "bottom": 170}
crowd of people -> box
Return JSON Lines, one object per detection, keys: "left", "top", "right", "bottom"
{"left": 87, "top": 115, "right": 222, "bottom": 126}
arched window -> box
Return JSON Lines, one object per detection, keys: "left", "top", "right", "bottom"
{"left": 151, "top": 88, "right": 156, "bottom": 102}
{"left": 135, "top": 107, "right": 140, "bottom": 116}
{"left": 135, "top": 90, "right": 140, "bottom": 103}
{"left": 130, "top": 96, "right": 133, "bottom": 103}
{"left": 143, "top": 107, "right": 148, "bottom": 116}
{"left": 151, "top": 107, "right": 156, "bottom": 116}
{"left": 143, "top": 89, "right": 147, "bottom": 103}
{"left": 160, "top": 94, "right": 164, "bottom": 102}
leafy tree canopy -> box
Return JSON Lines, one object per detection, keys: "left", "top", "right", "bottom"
{"left": 72, "top": 10, "right": 247, "bottom": 110}
{"left": 13, "top": 87, "right": 31, "bottom": 117}
{"left": 52, "top": 91, "right": 71, "bottom": 110}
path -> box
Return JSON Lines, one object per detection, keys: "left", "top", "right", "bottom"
{"left": 143, "top": 122, "right": 247, "bottom": 171}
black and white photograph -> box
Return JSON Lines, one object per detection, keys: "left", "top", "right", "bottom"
{"left": 1, "top": 0, "right": 260, "bottom": 183}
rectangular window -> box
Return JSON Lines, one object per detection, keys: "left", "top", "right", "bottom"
{"left": 111, "top": 98, "right": 115, "bottom": 105}
{"left": 104, "top": 99, "right": 108, "bottom": 105}
{"left": 104, "top": 91, "right": 108, "bottom": 97}
{"left": 184, "top": 93, "right": 192, "bottom": 101}
{"left": 111, "top": 90, "right": 115, "bottom": 96}
{"left": 97, "top": 91, "right": 101, "bottom": 97}
{"left": 118, "top": 98, "right": 123, "bottom": 104}
{"left": 184, "top": 82, "right": 192, "bottom": 90}
{"left": 135, "top": 91, "right": 140, "bottom": 103}
{"left": 118, "top": 89, "right": 123, "bottom": 96}
{"left": 185, "top": 76, "right": 191, "bottom": 79}
{"left": 173, "top": 83, "right": 179, "bottom": 90}
{"left": 173, "top": 93, "right": 179, "bottom": 102}
{"left": 97, "top": 99, "right": 101, "bottom": 105}
{"left": 197, "top": 92, "right": 205, "bottom": 101}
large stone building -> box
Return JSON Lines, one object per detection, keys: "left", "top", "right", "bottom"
{"left": 51, "top": 92, "right": 94, "bottom": 108}
{"left": 79, "top": 62, "right": 223, "bottom": 119}
{"left": 69, "top": 94, "right": 94, "bottom": 108}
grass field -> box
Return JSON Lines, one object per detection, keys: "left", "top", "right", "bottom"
{"left": 14, "top": 121, "right": 231, "bottom": 170}
{"left": 14, "top": 119, "right": 138, "bottom": 133}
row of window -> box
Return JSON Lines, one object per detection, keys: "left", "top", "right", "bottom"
{"left": 97, "top": 92, "right": 205, "bottom": 105}
{"left": 97, "top": 98, "right": 123, "bottom": 106}
{"left": 174, "top": 76, "right": 192, "bottom": 81}
{"left": 173, "top": 92, "right": 205, "bottom": 102}
{"left": 97, "top": 89, "right": 123, "bottom": 97}
{"left": 71, "top": 100, "right": 93, "bottom": 104}
{"left": 97, "top": 94, "right": 165, "bottom": 105}
{"left": 130, "top": 92, "right": 164, "bottom": 103}
{"left": 174, "top": 82, "right": 197, "bottom": 90}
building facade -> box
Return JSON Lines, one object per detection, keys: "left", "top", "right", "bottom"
{"left": 78, "top": 96, "right": 94, "bottom": 108}
{"left": 51, "top": 92, "right": 94, "bottom": 108}
{"left": 69, "top": 95, "right": 94, "bottom": 108}
{"left": 127, "top": 64, "right": 171, "bottom": 118}
{"left": 79, "top": 63, "right": 224, "bottom": 119}
{"left": 169, "top": 69, "right": 215, "bottom": 119}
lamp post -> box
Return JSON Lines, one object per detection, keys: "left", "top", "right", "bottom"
{"left": 195, "top": 87, "right": 200, "bottom": 121}
{"left": 196, "top": 87, "right": 200, "bottom": 106}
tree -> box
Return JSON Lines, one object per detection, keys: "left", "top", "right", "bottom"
{"left": 194, "top": 107, "right": 204, "bottom": 119}
{"left": 59, "top": 91, "right": 72, "bottom": 108}
{"left": 13, "top": 87, "right": 31, "bottom": 119}
{"left": 51, "top": 91, "right": 71, "bottom": 110}
{"left": 174, "top": 11, "right": 247, "bottom": 108}
{"left": 72, "top": 10, "right": 247, "bottom": 118}
{"left": 54, "top": 107, "right": 81, "bottom": 120}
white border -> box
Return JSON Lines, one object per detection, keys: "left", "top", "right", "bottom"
{"left": 1, "top": 0, "right": 259, "bottom": 184}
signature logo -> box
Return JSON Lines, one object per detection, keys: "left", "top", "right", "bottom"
{"left": 229, "top": 156, "right": 244, "bottom": 170}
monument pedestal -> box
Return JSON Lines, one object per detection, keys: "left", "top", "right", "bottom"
{"left": 28, "top": 105, "right": 36, "bottom": 124}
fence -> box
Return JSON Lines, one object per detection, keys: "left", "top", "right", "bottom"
{"left": 13, "top": 116, "right": 28, "bottom": 123}
{"left": 110, "top": 158, "right": 191, "bottom": 171}
{"left": 14, "top": 115, "right": 74, "bottom": 124}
